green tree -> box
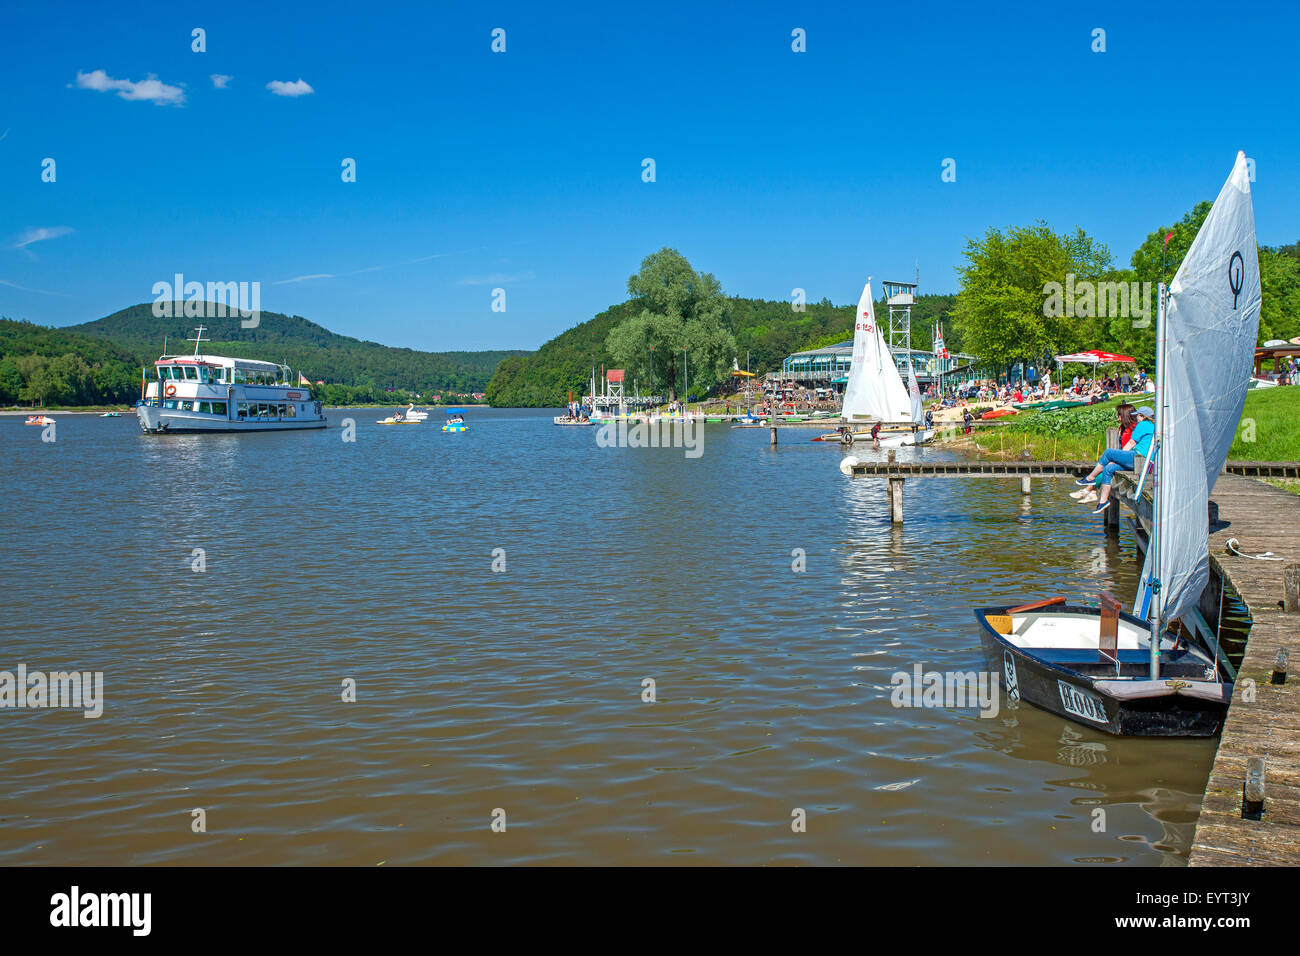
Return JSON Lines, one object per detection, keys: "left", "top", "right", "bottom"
{"left": 953, "top": 223, "right": 1112, "bottom": 370}
{"left": 1259, "top": 249, "right": 1300, "bottom": 343}
{"left": 0, "top": 357, "right": 22, "bottom": 404}
{"left": 1110, "top": 204, "right": 1300, "bottom": 359}
{"left": 605, "top": 248, "right": 736, "bottom": 399}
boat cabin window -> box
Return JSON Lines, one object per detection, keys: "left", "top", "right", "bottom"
{"left": 182, "top": 366, "right": 198, "bottom": 381}
{"left": 212, "top": 402, "right": 227, "bottom": 415}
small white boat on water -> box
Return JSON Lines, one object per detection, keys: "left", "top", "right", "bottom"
{"left": 403, "top": 403, "right": 429, "bottom": 421}
{"left": 24, "top": 415, "right": 55, "bottom": 426}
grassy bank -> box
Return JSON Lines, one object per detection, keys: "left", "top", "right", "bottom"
{"left": 1227, "top": 387, "right": 1300, "bottom": 460}
{"left": 938, "top": 388, "right": 1300, "bottom": 462}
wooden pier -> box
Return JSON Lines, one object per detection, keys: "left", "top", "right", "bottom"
{"left": 845, "top": 459, "right": 1300, "bottom": 479}
{"left": 845, "top": 454, "right": 1300, "bottom": 862}
{"left": 843, "top": 457, "right": 1300, "bottom": 524}
{"left": 1118, "top": 472, "right": 1300, "bottom": 866}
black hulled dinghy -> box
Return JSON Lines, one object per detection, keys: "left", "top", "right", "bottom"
{"left": 976, "top": 596, "right": 1230, "bottom": 737}
{"left": 976, "top": 152, "right": 1260, "bottom": 739}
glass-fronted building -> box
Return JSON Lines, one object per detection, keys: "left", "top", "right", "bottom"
{"left": 779, "top": 341, "right": 975, "bottom": 389}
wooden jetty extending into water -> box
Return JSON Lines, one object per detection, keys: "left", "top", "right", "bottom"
{"left": 1119, "top": 471, "right": 1300, "bottom": 866}
{"left": 844, "top": 450, "right": 1300, "bottom": 865}
{"left": 843, "top": 456, "right": 1300, "bottom": 524}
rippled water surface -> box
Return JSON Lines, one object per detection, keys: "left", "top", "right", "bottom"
{"left": 0, "top": 409, "right": 1215, "bottom": 864}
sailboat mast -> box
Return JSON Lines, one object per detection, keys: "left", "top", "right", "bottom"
{"left": 1149, "top": 281, "right": 1170, "bottom": 680}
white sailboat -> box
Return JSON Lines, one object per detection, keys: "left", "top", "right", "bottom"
{"left": 840, "top": 279, "right": 912, "bottom": 424}
{"left": 975, "top": 152, "right": 1259, "bottom": 737}
{"left": 903, "top": 359, "right": 935, "bottom": 445}
{"left": 834, "top": 279, "right": 929, "bottom": 447}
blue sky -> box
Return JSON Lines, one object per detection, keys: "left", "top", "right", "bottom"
{"left": 2, "top": 0, "right": 1298, "bottom": 351}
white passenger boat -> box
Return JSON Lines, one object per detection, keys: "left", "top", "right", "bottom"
{"left": 136, "top": 327, "right": 327, "bottom": 434}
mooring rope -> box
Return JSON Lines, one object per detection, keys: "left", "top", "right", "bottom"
{"left": 1224, "top": 537, "right": 1285, "bottom": 561}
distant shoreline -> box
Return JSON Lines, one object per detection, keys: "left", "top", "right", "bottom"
{"left": 1, "top": 401, "right": 491, "bottom": 416}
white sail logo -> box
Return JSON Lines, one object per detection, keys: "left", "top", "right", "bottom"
{"left": 1228, "top": 251, "right": 1244, "bottom": 307}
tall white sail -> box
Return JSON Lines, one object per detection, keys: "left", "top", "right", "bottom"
{"left": 1137, "top": 151, "right": 1260, "bottom": 625}
{"left": 907, "top": 358, "right": 925, "bottom": 424}
{"left": 840, "top": 280, "right": 912, "bottom": 423}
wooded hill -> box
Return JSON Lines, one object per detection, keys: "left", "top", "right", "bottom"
{"left": 68, "top": 304, "right": 524, "bottom": 394}
{"left": 0, "top": 319, "right": 142, "bottom": 405}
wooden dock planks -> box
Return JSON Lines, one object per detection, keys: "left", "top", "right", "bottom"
{"left": 1184, "top": 475, "right": 1300, "bottom": 866}
{"left": 1108, "top": 473, "right": 1300, "bottom": 866}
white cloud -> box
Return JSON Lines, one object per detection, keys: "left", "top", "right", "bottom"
{"left": 13, "top": 226, "right": 74, "bottom": 250}
{"left": 0, "top": 278, "right": 70, "bottom": 297}
{"left": 211, "top": 74, "right": 232, "bottom": 89}
{"left": 457, "top": 270, "right": 535, "bottom": 286}
{"left": 272, "top": 273, "right": 335, "bottom": 285}
{"left": 266, "top": 78, "right": 314, "bottom": 97}
{"left": 75, "top": 69, "right": 185, "bottom": 106}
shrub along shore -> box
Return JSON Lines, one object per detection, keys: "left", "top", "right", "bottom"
{"left": 934, "top": 388, "right": 1300, "bottom": 465}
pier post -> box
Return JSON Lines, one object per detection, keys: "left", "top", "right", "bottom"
{"left": 888, "top": 477, "right": 904, "bottom": 524}
{"left": 1020, "top": 476, "right": 1031, "bottom": 495}
{"left": 1272, "top": 648, "right": 1289, "bottom": 685}
{"left": 1103, "top": 427, "right": 1120, "bottom": 536}
{"left": 1242, "top": 756, "right": 1266, "bottom": 820}
{"left": 1284, "top": 563, "right": 1299, "bottom": 612}
{"left": 770, "top": 423, "right": 778, "bottom": 446}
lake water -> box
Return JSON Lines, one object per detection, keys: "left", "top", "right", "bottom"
{"left": 0, "top": 408, "right": 1216, "bottom": 865}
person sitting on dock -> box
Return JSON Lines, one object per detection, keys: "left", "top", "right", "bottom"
{"left": 1071, "top": 404, "right": 1136, "bottom": 504}
{"left": 1074, "top": 406, "right": 1155, "bottom": 514}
